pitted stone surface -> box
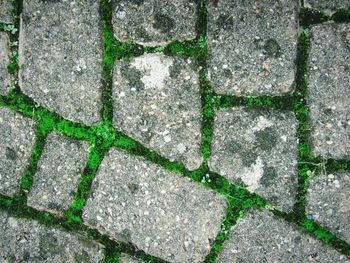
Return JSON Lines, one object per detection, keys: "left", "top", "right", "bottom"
{"left": 0, "top": 32, "right": 11, "bottom": 95}
{"left": 0, "top": 0, "right": 12, "bottom": 23}
{"left": 217, "top": 209, "right": 349, "bottom": 263}
{"left": 308, "top": 24, "right": 350, "bottom": 160}
{"left": 0, "top": 106, "right": 36, "bottom": 197}
{"left": 207, "top": 0, "right": 298, "bottom": 96}
{"left": 209, "top": 107, "right": 298, "bottom": 212}
{"left": 112, "top": 53, "right": 202, "bottom": 170}
{"left": 120, "top": 254, "right": 143, "bottom": 263}
{"left": 83, "top": 148, "right": 227, "bottom": 263}
{"left": 306, "top": 171, "right": 350, "bottom": 243}
{"left": 27, "top": 132, "right": 88, "bottom": 215}
{"left": 19, "top": 0, "right": 102, "bottom": 126}
{"left": 0, "top": 211, "right": 104, "bottom": 262}
{"left": 112, "top": 0, "right": 198, "bottom": 46}
{"left": 304, "top": 0, "right": 350, "bottom": 12}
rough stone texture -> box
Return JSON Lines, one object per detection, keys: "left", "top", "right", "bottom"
{"left": 207, "top": 0, "right": 298, "bottom": 96}
{"left": 0, "top": 32, "right": 11, "bottom": 95}
{"left": 83, "top": 148, "right": 227, "bottom": 263}
{"left": 308, "top": 24, "right": 350, "bottom": 160}
{"left": 19, "top": 0, "right": 102, "bottom": 126}
{"left": 120, "top": 254, "right": 143, "bottom": 263}
{"left": 0, "top": 0, "right": 12, "bottom": 23}
{"left": 27, "top": 132, "right": 88, "bottom": 215}
{"left": 0, "top": 106, "right": 36, "bottom": 197}
{"left": 0, "top": 211, "right": 104, "bottom": 262}
{"left": 112, "top": 0, "right": 198, "bottom": 46}
{"left": 306, "top": 171, "right": 350, "bottom": 244}
{"left": 217, "top": 209, "right": 349, "bottom": 263}
{"left": 304, "top": 0, "right": 350, "bottom": 13}
{"left": 112, "top": 54, "right": 202, "bottom": 170}
{"left": 209, "top": 107, "right": 298, "bottom": 212}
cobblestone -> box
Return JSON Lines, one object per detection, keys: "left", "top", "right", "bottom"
{"left": 120, "top": 253, "right": 143, "bottom": 263}
{"left": 306, "top": 171, "right": 350, "bottom": 244}
{"left": 19, "top": 0, "right": 102, "bottom": 125}
{"left": 304, "top": 0, "right": 350, "bottom": 13}
{"left": 0, "top": 32, "right": 11, "bottom": 95}
{"left": 0, "top": 0, "right": 12, "bottom": 23}
{"left": 27, "top": 132, "right": 88, "bottom": 215}
{"left": 83, "top": 148, "right": 227, "bottom": 263}
{"left": 207, "top": 0, "right": 298, "bottom": 96}
{"left": 0, "top": 106, "right": 36, "bottom": 197}
{"left": 217, "top": 209, "right": 349, "bottom": 263}
{"left": 307, "top": 24, "right": 350, "bottom": 160}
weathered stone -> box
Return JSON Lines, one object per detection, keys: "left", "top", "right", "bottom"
{"left": 19, "top": 0, "right": 102, "bottom": 126}
{"left": 218, "top": 209, "right": 349, "bottom": 263}
{"left": 112, "top": 0, "right": 198, "bottom": 45}
{"left": 0, "top": 0, "right": 12, "bottom": 23}
{"left": 209, "top": 107, "right": 298, "bottom": 212}
{"left": 308, "top": 24, "right": 350, "bottom": 160}
{"left": 0, "top": 32, "right": 11, "bottom": 95}
{"left": 0, "top": 211, "right": 104, "bottom": 262}
{"left": 120, "top": 253, "right": 143, "bottom": 263}
{"left": 0, "top": 106, "right": 36, "bottom": 197}
{"left": 27, "top": 132, "right": 88, "bottom": 215}
{"left": 207, "top": 0, "right": 298, "bottom": 96}
{"left": 112, "top": 54, "right": 202, "bottom": 170}
{"left": 83, "top": 148, "right": 227, "bottom": 263}
{"left": 306, "top": 171, "right": 350, "bottom": 243}
{"left": 305, "top": 0, "right": 350, "bottom": 13}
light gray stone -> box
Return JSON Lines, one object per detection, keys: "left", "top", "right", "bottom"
{"left": 83, "top": 148, "right": 227, "bottom": 263}
{"left": 305, "top": 0, "right": 350, "bottom": 12}
{"left": 209, "top": 107, "right": 298, "bottom": 212}
{"left": 0, "top": 106, "right": 36, "bottom": 197}
{"left": 0, "top": 32, "right": 11, "bottom": 95}
{"left": 112, "top": 54, "right": 202, "bottom": 170}
{"left": 0, "top": 0, "right": 12, "bottom": 23}
{"left": 308, "top": 24, "right": 350, "bottom": 160}
{"left": 306, "top": 171, "right": 350, "bottom": 243}
{"left": 217, "top": 209, "right": 349, "bottom": 263}
{"left": 19, "top": 0, "right": 102, "bottom": 126}
{"left": 0, "top": 211, "right": 104, "bottom": 262}
{"left": 120, "top": 253, "right": 143, "bottom": 263}
{"left": 27, "top": 132, "right": 88, "bottom": 215}
{"left": 112, "top": 0, "right": 198, "bottom": 45}
{"left": 207, "top": 0, "right": 298, "bottom": 96}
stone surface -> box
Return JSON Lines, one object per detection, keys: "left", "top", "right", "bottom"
{"left": 207, "top": 0, "right": 298, "bottom": 96}
{"left": 19, "top": 0, "right": 102, "bottom": 126}
{"left": 27, "top": 132, "right": 88, "bottom": 215}
{"left": 217, "top": 209, "right": 349, "bottom": 263}
{"left": 0, "top": 32, "right": 11, "bottom": 95}
{"left": 307, "top": 24, "right": 350, "bottom": 160}
{"left": 304, "top": 0, "right": 350, "bottom": 12}
{"left": 0, "top": 0, "right": 12, "bottom": 23}
{"left": 112, "top": 0, "right": 198, "bottom": 46}
{"left": 0, "top": 211, "right": 104, "bottom": 262}
{"left": 120, "top": 254, "right": 143, "bottom": 263}
{"left": 0, "top": 106, "right": 36, "bottom": 197}
{"left": 112, "top": 54, "right": 202, "bottom": 170}
{"left": 306, "top": 171, "right": 350, "bottom": 244}
{"left": 83, "top": 148, "right": 227, "bottom": 263}
{"left": 209, "top": 107, "right": 298, "bottom": 212}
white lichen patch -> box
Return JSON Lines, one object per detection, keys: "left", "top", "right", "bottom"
{"left": 241, "top": 156, "right": 264, "bottom": 192}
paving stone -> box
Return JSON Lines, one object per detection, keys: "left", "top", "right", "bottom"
{"left": 0, "top": 211, "right": 104, "bottom": 262}
{"left": 0, "top": 32, "right": 11, "bottom": 95}
{"left": 217, "top": 209, "right": 349, "bottom": 263}
{"left": 112, "top": 0, "right": 198, "bottom": 46}
{"left": 306, "top": 171, "right": 350, "bottom": 244}
{"left": 120, "top": 254, "right": 143, "bottom": 263}
{"left": 112, "top": 54, "right": 202, "bottom": 170}
{"left": 0, "top": 0, "right": 13, "bottom": 23}
{"left": 0, "top": 106, "right": 36, "bottom": 197}
{"left": 19, "top": 0, "right": 102, "bottom": 126}
{"left": 307, "top": 24, "right": 350, "bottom": 160}
{"left": 208, "top": 107, "right": 298, "bottom": 212}
{"left": 207, "top": 0, "right": 298, "bottom": 96}
{"left": 83, "top": 148, "right": 227, "bottom": 263}
{"left": 304, "top": 0, "right": 350, "bottom": 13}
{"left": 27, "top": 132, "right": 88, "bottom": 215}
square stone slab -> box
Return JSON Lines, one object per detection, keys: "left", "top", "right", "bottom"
{"left": 27, "top": 132, "right": 88, "bottom": 215}
{"left": 209, "top": 107, "right": 298, "bottom": 212}
{"left": 0, "top": 106, "right": 36, "bottom": 197}
{"left": 0, "top": 0, "right": 13, "bottom": 23}
{"left": 304, "top": 0, "right": 350, "bottom": 12}
{"left": 83, "top": 148, "right": 227, "bottom": 263}
{"left": 0, "top": 212, "right": 104, "bottom": 262}
{"left": 19, "top": 0, "right": 102, "bottom": 126}
{"left": 112, "top": 54, "right": 202, "bottom": 170}
{"left": 207, "top": 0, "right": 298, "bottom": 96}
{"left": 112, "top": 0, "right": 198, "bottom": 46}
{"left": 306, "top": 171, "right": 350, "bottom": 243}
{"left": 0, "top": 32, "right": 11, "bottom": 95}
{"left": 308, "top": 24, "right": 350, "bottom": 160}
{"left": 217, "top": 209, "right": 349, "bottom": 263}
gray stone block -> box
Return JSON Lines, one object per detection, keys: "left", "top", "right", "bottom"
{"left": 0, "top": 0, "right": 12, "bottom": 23}
{"left": 305, "top": 0, "right": 350, "bottom": 12}
{"left": 120, "top": 254, "right": 143, "bottom": 263}
{"left": 0, "top": 32, "right": 11, "bottom": 95}
{"left": 83, "top": 148, "right": 227, "bottom": 263}
{"left": 207, "top": 0, "right": 298, "bottom": 96}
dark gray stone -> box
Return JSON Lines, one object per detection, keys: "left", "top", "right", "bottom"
{"left": 305, "top": 0, "right": 350, "bottom": 13}
{"left": 0, "top": 32, "right": 11, "bottom": 95}
{"left": 0, "top": 0, "right": 12, "bottom": 23}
